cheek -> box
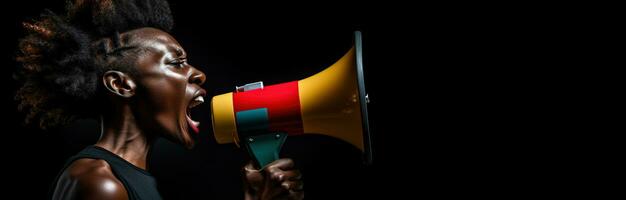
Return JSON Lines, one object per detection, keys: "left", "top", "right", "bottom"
{"left": 147, "top": 68, "right": 187, "bottom": 95}
{"left": 144, "top": 78, "right": 185, "bottom": 109}
{"left": 137, "top": 72, "right": 188, "bottom": 132}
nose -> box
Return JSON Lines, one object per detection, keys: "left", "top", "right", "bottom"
{"left": 188, "top": 65, "right": 206, "bottom": 86}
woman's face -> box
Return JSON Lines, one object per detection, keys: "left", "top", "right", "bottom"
{"left": 120, "top": 28, "right": 206, "bottom": 148}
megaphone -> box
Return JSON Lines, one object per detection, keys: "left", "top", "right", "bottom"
{"left": 211, "top": 31, "right": 372, "bottom": 168}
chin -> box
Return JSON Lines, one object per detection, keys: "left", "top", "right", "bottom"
{"left": 181, "top": 127, "right": 196, "bottom": 149}
{"left": 175, "top": 116, "right": 196, "bottom": 149}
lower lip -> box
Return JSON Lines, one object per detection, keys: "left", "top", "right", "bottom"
{"left": 186, "top": 114, "right": 200, "bottom": 134}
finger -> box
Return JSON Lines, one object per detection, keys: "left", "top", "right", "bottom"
{"left": 265, "top": 159, "right": 295, "bottom": 179}
{"left": 265, "top": 158, "right": 294, "bottom": 173}
{"left": 245, "top": 171, "right": 263, "bottom": 184}
{"left": 269, "top": 170, "right": 301, "bottom": 182}
{"left": 281, "top": 180, "right": 304, "bottom": 191}
{"left": 243, "top": 161, "right": 264, "bottom": 189}
{"left": 243, "top": 161, "right": 260, "bottom": 173}
{"left": 285, "top": 170, "right": 302, "bottom": 181}
{"left": 244, "top": 162, "right": 262, "bottom": 177}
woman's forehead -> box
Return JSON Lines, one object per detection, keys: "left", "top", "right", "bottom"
{"left": 123, "top": 28, "right": 185, "bottom": 55}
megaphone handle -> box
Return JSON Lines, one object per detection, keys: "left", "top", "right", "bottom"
{"left": 243, "top": 132, "right": 288, "bottom": 169}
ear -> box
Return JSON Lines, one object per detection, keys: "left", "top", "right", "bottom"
{"left": 102, "top": 71, "right": 136, "bottom": 98}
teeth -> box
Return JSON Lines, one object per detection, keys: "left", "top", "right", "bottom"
{"left": 190, "top": 119, "right": 199, "bottom": 127}
{"left": 195, "top": 96, "right": 204, "bottom": 103}
{"left": 189, "top": 96, "right": 204, "bottom": 109}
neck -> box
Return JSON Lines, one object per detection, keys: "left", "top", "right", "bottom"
{"left": 95, "top": 105, "right": 153, "bottom": 170}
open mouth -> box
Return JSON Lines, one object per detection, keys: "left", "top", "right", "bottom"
{"left": 186, "top": 90, "right": 206, "bottom": 134}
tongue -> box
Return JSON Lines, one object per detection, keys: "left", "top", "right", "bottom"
{"left": 186, "top": 114, "right": 200, "bottom": 134}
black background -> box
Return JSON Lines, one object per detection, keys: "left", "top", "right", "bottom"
{"left": 0, "top": 0, "right": 544, "bottom": 199}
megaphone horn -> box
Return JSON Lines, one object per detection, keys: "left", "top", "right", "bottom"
{"left": 211, "top": 31, "right": 372, "bottom": 168}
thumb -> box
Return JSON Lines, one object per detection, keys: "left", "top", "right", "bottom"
{"left": 243, "top": 161, "right": 264, "bottom": 191}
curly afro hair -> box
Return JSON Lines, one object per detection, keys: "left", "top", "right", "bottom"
{"left": 15, "top": 0, "right": 174, "bottom": 129}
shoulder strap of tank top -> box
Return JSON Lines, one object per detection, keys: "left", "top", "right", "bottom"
{"left": 49, "top": 146, "right": 147, "bottom": 200}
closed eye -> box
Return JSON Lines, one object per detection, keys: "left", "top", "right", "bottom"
{"left": 168, "top": 58, "right": 187, "bottom": 68}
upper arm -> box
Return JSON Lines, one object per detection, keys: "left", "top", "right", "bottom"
{"left": 52, "top": 159, "right": 128, "bottom": 200}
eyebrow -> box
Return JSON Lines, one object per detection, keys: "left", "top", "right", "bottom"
{"left": 172, "top": 47, "right": 185, "bottom": 58}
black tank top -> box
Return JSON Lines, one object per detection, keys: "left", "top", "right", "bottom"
{"left": 51, "top": 145, "right": 162, "bottom": 200}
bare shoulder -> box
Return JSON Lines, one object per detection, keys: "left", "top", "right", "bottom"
{"left": 52, "top": 158, "right": 128, "bottom": 200}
